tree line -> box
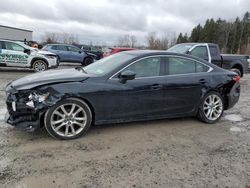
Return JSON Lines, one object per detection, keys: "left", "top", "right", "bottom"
{"left": 177, "top": 12, "right": 250, "bottom": 54}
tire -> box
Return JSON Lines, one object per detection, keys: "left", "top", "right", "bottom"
{"left": 56, "top": 56, "right": 60, "bottom": 64}
{"left": 44, "top": 98, "right": 92, "bottom": 140}
{"left": 83, "top": 57, "right": 93, "bottom": 66}
{"left": 197, "top": 92, "right": 224, "bottom": 124}
{"left": 231, "top": 68, "right": 242, "bottom": 77}
{"left": 32, "top": 60, "right": 48, "bottom": 72}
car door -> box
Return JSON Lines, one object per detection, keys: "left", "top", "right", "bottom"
{"left": 1, "top": 41, "right": 29, "bottom": 67}
{"left": 67, "top": 46, "right": 84, "bottom": 63}
{"left": 55, "top": 45, "right": 71, "bottom": 62}
{"left": 0, "top": 41, "right": 5, "bottom": 66}
{"left": 102, "top": 56, "right": 167, "bottom": 120}
{"left": 163, "top": 56, "right": 212, "bottom": 115}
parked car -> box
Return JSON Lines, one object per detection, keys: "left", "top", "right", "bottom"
{"left": 167, "top": 43, "right": 249, "bottom": 77}
{"left": 5, "top": 50, "right": 240, "bottom": 140}
{"left": 42, "top": 44, "right": 96, "bottom": 66}
{"left": 0, "top": 40, "right": 58, "bottom": 72}
{"left": 103, "top": 47, "right": 136, "bottom": 57}
{"left": 75, "top": 45, "right": 103, "bottom": 60}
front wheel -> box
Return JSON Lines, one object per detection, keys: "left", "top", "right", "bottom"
{"left": 32, "top": 60, "right": 48, "bottom": 72}
{"left": 44, "top": 98, "right": 92, "bottom": 140}
{"left": 197, "top": 92, "right": 224, "bottom": 124}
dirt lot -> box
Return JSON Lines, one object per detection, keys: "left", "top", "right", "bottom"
{"left": 0, "top": 66, "right": 250, "bottom": 188}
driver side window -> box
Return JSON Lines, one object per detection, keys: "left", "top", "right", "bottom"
{"left": 123, "top": 57, "right": 161, "bottom": 78}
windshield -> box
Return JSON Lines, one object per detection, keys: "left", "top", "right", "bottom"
{"left": 167, "top": 44, "right": 195, "bottom": 54}
{"left": 16, "top": 42, "right": 32, "bottom": 50}
{"left": 84, "top": 53, "right": 135, "bottom": 75}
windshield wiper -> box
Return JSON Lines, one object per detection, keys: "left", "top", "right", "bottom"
{"left": 75, "top": 67, "right": 87, "bottom": 73}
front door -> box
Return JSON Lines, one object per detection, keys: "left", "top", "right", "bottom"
{"left": 96, "top": 56, "right": 167, "bottom": 120}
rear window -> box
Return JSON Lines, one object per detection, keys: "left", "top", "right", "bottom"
{"left": 167, "top": 57, "right": 209, "bottom": 75}
{"left": 55, "top": 45, "right": 68, "bottom": 51}
{"left": 209, "top": 46, "right": 218, "bottom": 57}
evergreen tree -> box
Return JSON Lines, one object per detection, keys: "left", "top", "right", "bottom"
{"left": 177, "top": 11, "right": 250, "bottom": 54}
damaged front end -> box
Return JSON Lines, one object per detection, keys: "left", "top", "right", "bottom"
{"left": 5, "top": 84, "right": 60, "bottom": 132}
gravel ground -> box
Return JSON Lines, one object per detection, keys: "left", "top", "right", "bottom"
{"left": 0, "top": 66, "right": 250, "bottom": 188}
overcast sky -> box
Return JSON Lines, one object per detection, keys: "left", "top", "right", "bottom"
{"left": 0, "top": 0, "right": 249, "bottom": 45}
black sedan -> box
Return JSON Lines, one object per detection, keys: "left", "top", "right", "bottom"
{"left": 5, "top": 51, "right": 240, "bottom": 140}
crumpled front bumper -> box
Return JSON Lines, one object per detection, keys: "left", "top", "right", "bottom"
{"left": 5, "top": 92, "right": 45, "bottom": 132}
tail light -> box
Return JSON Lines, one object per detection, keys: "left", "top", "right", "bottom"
{"left": 233, "top": 75, "right": 240, "bottom": 83}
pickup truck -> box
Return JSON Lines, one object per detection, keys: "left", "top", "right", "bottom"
{"left": 167, "top": 43, "right": 249, "bottom": 77}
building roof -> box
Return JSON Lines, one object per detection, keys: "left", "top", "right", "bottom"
{"left": 0, "top": 25, "right": 33, "bottom": 32}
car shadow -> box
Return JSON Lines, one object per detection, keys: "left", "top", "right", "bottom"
{"left": 4, "top": 117, "right": 204, "bottom": 142}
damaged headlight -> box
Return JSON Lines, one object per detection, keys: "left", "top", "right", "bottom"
{"left": 26, "top": 92, "right": 50, "bottom": 108}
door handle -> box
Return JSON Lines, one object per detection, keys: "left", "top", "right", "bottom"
{"left": 151, "top": 84, "right": 163, "bottom": 90}
{"left": 199, "top": 79, "right": 206, "bottom": 84}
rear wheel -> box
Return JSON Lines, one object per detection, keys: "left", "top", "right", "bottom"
{"left": 231, "top": 68, "right": 242, "bottom": 77}
{"left": 32, "top": 60, "right": 48, "bottom": 72}
{"left": 197, "top": 92, "right": 224, "bottom": 123}
{"left": 82, "top": 57, "right": 93, "bottom": 66}
{"left": 44, "top": 98, "right": 92, "bottom": 140}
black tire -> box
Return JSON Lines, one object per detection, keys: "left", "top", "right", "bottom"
{"left": 56, "top": 56, "right": 60, "bottom": 64}
{"left": 44, "top": 98, "right": 92, "bottom": 140}
{"left": 197, "top": 92, "right": 224, "bottom": 124}
{"left": 32, "top": 60, "right": 48, "bottom": 72}
{"left": 83, "top": 57, "right": 93, "bottom": 66}
{"left": 231, "top": 68, "right": 242, "bottom": 77}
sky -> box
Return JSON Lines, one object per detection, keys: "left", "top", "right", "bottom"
{"left": 0, "top": 0, "right": 249, "bottom": 45}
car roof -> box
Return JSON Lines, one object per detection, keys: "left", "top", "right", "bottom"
{"left": 121, "top": 50, "right": 213, "bottom": 65}
{"left": 174, "top": 42, "right": 217, "bottom": 46}
{"left": 110, "top": 47, "right": 136, "bottom": 50}
{"left": 47, "top": 44, "right": 75, "bottom": 46}
{"left": 0, "top": 39, "right": 19, "bottom": 43}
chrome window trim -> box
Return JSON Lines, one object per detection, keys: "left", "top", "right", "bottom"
{"left": 109, "top": 55, "right": 213, "bottom": 80}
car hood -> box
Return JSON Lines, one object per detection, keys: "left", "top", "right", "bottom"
{"left": 7, "top": 68, "right": 91, "bottom": 91}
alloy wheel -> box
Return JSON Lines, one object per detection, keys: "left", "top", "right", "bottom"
{"left": 34, "top": 60, "right": 47, "bottom": 72}
{"left": 50, "top": 103, "right": 87, "bottom": 138}
{"left": 203, "top": 94, "right": 223, "bottom": 121}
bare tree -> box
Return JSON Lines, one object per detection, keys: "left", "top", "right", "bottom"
{"left": 130, "top": 35, "right": 137, "bottom": 48}
{"left": 117, "top": 34, "right": 137, "bottom": 47}
{"left": 43, "top": 32, "right": 59, "bottom": 44}
{"left": 62, "top": 33, "right": 79, "bottom": 45}
{"left": 146, "top": 32, "right": 171, "bottom": 50}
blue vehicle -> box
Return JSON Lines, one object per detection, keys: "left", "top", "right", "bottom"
{"left": 42, "top": 44, "right": 96, "bottom": 66}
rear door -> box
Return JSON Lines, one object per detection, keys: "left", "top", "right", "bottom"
{"left": 1, "top": 41, "right": 29, "bottom": 67}
{"left": 55, "top": 45, "right": 71, "bottom": 62}
{"left": 163, "top": 56, "right": 212, "bottom": 115}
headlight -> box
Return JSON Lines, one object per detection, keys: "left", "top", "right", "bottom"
{"left": 44, "top": 54, "right": 56, "bottom": 59}
{"left": 26, "top": 92, "right": 49, "bottom": 108}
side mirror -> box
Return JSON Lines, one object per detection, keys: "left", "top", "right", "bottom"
{"left": 24, "top": 49, "right": 31, "bottom": 54}
{"left": 119, "top": 70, "right": 136, "bottom": 83}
